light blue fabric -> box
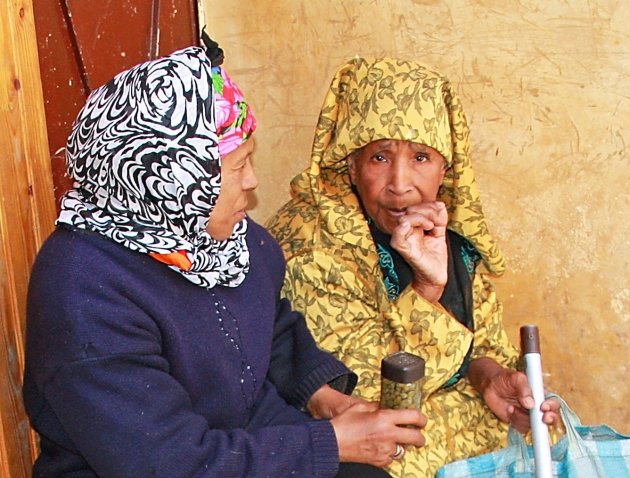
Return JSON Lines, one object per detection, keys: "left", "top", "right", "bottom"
{"left": 436, "top": 393, "right": 630, "bottom": 478}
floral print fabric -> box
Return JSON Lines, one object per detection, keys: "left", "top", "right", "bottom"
{"left": 212, "top": 65, "right": 257, "bottom": 156}
{"left": 58, "top": 47, "right": 250, "bottom": 289}
{"left": 267, "top": 57, "right": 519, "bottom": 476}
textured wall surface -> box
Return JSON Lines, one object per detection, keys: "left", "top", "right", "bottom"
{"left": 203, "top": 0, "right": 630, "bottom": 432}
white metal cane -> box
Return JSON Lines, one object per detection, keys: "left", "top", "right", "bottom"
{"left": 520, "top": 325, "right": 553, "bottom": 478}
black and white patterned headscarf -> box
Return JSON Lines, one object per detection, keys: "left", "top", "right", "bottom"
{"left": 58, "top": 46, "right": 250, "bottom": 289}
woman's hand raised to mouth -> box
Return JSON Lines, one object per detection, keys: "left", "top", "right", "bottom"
{"left": 390, "top": 201, "right": 449, "bottom": 303}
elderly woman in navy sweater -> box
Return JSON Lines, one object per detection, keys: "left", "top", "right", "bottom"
{"left": 22, "top": 42, "right": 425, "bottom": 477}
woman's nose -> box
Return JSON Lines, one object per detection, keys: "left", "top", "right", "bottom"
{"left": 386, "top": 161, "right": 412, "bottom": 195}
{"left": 243, "top": 162, "right": 259, "bottom": 191}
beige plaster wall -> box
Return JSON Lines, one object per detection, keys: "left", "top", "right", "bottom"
{"left": 203, "top": 0, "right": 630, "bottom": 432}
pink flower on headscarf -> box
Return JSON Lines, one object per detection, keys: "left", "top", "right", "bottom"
{"left": 212, "top": 66, "right": 257, "bottom": 156}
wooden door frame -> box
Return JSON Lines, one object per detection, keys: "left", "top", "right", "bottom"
{"left": 1, "top": 0, "right": 57, "bottom": 476}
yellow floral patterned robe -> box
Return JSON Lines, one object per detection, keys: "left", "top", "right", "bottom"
{"left": 267, "top": 57, "right": 519, "bottom": 477}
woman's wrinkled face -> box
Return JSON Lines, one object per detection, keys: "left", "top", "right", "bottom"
{"left": 347, "top": 139, "right": 447, "bottom": 235}
{"left": 206, "top": 138, "right": 258, "bottom": 240}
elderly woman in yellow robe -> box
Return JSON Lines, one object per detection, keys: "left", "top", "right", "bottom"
{"left": 267, "top": 57, "right": 559, "bottom": 477}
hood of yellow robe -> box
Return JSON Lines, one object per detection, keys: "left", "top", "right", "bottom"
{"left": 289, "top": 56, "right": 505, "bottom": 275}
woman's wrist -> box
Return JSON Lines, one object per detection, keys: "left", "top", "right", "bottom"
{"left": 306, "top": 384, "right": 333, "bottom": 418}
{"left": 411, "top": 280, "right": 445, "bottom": 303}
{"left": 468, "top": 357, "right": 503, "bottom": 395}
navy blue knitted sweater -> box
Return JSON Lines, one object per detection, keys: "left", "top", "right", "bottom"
{"left": 23, "top": 220, "right": 355, "bottom": 477}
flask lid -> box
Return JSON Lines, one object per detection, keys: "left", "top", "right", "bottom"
{"left": 381, "top": 351, "right": 425, "bottom": 383}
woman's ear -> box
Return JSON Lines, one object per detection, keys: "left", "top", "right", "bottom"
{"left": 346, "top": 154, "right": 357, "bottom": 185}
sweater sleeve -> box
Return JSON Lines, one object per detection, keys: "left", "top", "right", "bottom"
{"left": 36, "top": 353, "right": 339, "bottom": 478}
{"left": 267, "top": 297, "right": 357, "bottom": 408}
{"left": 250, "top": 220, "right": 357, "bottom": 408}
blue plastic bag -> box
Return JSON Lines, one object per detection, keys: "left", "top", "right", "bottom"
{"left": 436, "top": 393, "right": 630, "bottom": 477}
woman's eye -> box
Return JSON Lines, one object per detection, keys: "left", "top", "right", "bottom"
{"left": 372, "top": 154, "right": 387, "bottom": 162}
{"left": 415, "top": 154, "right": 429, "bottom": 162}
{"left": 235, "top": 156, "right": 250, "bottom": 171}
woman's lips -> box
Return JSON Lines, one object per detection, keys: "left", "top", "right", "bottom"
{"left": 386, "top": 208, "right": 408, "bottom": 219}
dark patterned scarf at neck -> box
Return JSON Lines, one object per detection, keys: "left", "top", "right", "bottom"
{"left": 57, "top": 46, "right": 249, "bottom": 289}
